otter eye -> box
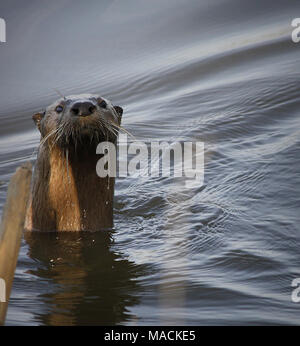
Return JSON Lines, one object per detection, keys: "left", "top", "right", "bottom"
{"left": 98, "top": 100, "right": 107, "bottom": 108}
{"left": 55, "top": 105, "right": 64, "bottom": 113}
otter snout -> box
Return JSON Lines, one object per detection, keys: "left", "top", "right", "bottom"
{"left": 71, "top": 101, "right": 96, "bottom": 117}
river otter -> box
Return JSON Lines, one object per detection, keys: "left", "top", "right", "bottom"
{"left": 24, "top": 94, "right": 123, "bottom": 232}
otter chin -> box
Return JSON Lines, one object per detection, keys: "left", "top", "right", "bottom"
{"left": 24, "top": 93, "right": 123, "bottom": 232}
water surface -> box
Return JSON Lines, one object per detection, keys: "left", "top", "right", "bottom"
{"left": 0, "top": 0, "right": 300, "bottom": 325}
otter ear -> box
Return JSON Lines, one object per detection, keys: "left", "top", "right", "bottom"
{"left": 114, "top": 106, "right": 123, "bottom": 123}
{"left": 32, "top": 111, "right": 45, "bottom": 132}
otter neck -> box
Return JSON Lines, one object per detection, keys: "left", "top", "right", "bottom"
{"left": 35, "top": 142, "right": 115, "bottom": 231}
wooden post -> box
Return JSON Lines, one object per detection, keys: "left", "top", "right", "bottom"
{"left": 0, "top": 162, "right": 32, "bottom": 325}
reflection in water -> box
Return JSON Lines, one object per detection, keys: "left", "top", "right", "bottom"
{"left": 24, "top": 231, "right": 147, "bottom": 325}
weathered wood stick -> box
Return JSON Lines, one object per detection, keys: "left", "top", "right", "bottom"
{"left": 0, "top": 162, "right": 32, "bottom": 325}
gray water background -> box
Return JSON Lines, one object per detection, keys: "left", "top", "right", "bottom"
{"left": 0, "top": 0, "right": 300, "bottom": 325}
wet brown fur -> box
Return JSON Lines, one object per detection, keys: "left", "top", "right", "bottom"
{"left": 25, "top": 96, "right": 122, "bottom": 232}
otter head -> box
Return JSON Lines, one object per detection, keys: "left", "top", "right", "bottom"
{"left": 33, "top": 93, "right": 123, "bottom": 149}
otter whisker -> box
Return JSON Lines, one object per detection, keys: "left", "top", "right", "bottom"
{"left": 100, "top": 118, "right": 135, "bottom": 140}
{"left": 98, "top": 119, "right": 120, "bottom": 138}
{"left": 53, "top": 88, "right": 66, "bottom": 100}
{"left": 48, "top": 122, "right": 67, "bottom": 150}
{"left": 93, "top": 119, "right": 117, "bottom": 139}
{"left": 38, "top": 127, "right": 61, "bottom": 151}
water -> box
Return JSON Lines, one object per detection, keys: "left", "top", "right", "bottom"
{"left": 0, "top": 0, "right": 300, "bottom": 325}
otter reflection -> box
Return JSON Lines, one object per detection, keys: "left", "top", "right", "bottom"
{"left": 24, "top": 231, "right": 145, "bottom": 325}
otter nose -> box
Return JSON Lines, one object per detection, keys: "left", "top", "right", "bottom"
{"left": 71, "top": 101, "right": 96, "bottom": 117}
